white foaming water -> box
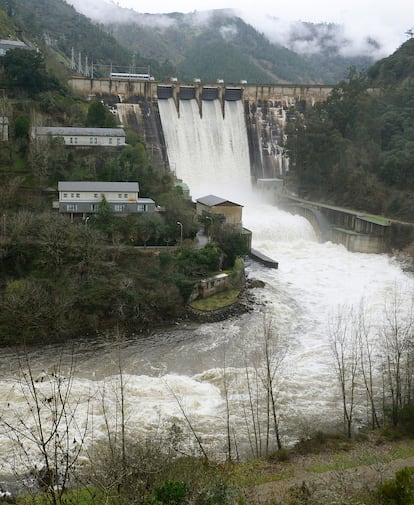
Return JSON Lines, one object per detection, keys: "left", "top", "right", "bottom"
{"left": 158, "top": 98, "right": 252, "bottom": 200}
{"left": 1, "top": 98, "right": 414, "bottom": 476}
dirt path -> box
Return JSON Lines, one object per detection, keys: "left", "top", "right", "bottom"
{"left": 242, "top": 438, "right": 414, "bottom": 504}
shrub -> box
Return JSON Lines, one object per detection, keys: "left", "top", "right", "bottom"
{"left": 151, "top": 480, "right": 188, "bottom": 505}
{"left": 376, "top": 467, "right": 414, "bottom": 504}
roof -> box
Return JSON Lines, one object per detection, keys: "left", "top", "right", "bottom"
{"left": 33, "top": 127, "right": 126, "bottom": 137}
{"left": 196, "top": 194, "right": 243, "bottom": 207}
{"left": 0, "top": 39, "right": 31, "bottom": 50}
{"left": 58, "top": 181, "right": 139, "bottom": 192}
{"left": 137, "top": 198, "right": 155, "bottom": 204}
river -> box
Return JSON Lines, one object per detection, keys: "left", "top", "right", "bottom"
{"left": 1, "top": 200, "right": 412, "bottom": 477}
{"left": 1, "top": 97, "right": 413, "bottom": 480}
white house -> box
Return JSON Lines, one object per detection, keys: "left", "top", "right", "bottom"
{"left": 57, "top": 181, "right": 156, "bottom": 216}
{"left": 31, "top": 127, "right": 126, "bottom": 147}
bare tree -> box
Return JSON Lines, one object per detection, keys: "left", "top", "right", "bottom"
{"left": 380, "top": 288, "right": 414, "bottom": 426}
{"left": 258, "top": 317, "right": 286, "bottom": 452}
{"left": 241, "top": 360, "right": 262, "bottom": 458}
{"left": 0, "top": 347, "right": 90, "bottom": 505}
{"left": 239, "top": 315, "right": 287, "bottom": 457}
{"left": 356, "top": 301, "right": 381, "bottom": 430}
{"left": 330, "top": 306, "right": 360, "bottom": 438}
{"left": 167, "top": 383, "right": 209, "bottom": 462}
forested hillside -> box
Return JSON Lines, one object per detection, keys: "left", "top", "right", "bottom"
{"left": 103, "top": 9, "right": 374, "bottom": 83}
{"left": 0, "top": 0, "right": 174, "bottom": 78}
{"left": 285, "top": 38, "right": 414, "bottom": 221}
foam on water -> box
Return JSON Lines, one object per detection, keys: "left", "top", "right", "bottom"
{"left": 1, "top": 97, "right": 414, "bottom": 475}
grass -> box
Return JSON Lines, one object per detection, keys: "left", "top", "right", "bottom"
{"left": 361, "top": 214, "right": 392, "bottom": 226}
{"left": 189, "top": 288, "right": 240, "bottom": 311}
{"left": 18, "top": 486, "right": 104, "bottom": 505}
{"left": 227, "top": 458, "right": 293, "bottom": 487}
{"left": 306, "top": 437, "right": 414, "bottom": 474}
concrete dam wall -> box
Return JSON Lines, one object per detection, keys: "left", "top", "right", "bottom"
{"left": 69, "top": 77, "right": 316, "bottom": 182}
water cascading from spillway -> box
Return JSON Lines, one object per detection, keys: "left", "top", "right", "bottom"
{"left": 158, "top": 98, "right": 252, "bottom": 201}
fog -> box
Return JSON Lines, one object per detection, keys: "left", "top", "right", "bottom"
{"left": 67, "top": 0, "right": 412, "bottom": 59}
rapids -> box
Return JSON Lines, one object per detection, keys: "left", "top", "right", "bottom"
{"left": 1, "top": 97, "right": 413, "bottom": 479}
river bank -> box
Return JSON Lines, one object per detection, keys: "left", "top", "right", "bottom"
{"left": 242, "top": 433, "right": 414, "bottom": 504}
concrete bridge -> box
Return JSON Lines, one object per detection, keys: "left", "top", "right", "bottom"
{"left": 68, "top": 76, "right": 333, "bottom": 107}
{"left": 284, "top": 196, "right": 414, "bottom": 254}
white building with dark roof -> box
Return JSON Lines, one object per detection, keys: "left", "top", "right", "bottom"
{"left": 58, "top": 181, "right": 155, "bottom": 216}
{"left": 31, "top": 127, "right": 126, "bottom": 147}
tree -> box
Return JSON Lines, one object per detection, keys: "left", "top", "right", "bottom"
{"left": 214, "top": 229, "right": 249, "bottom": 268}
{"left": 134, "top": 213, "right": 162, "bottom": 247}
{"left": 38, "top": 214, "right": 72, "bottom": 273}
{"left": 0, "top": 349, "right": 90, "bottom": 505}
{"left": 240, "top": 316, "right": 287, "bottom": 458}
{"left": 357, "top": 302, "right": 381, "bottom": 430}
{"left": 86, "top": 100, "right": 117, "bottom": 128}
{"left": 94, "top": 195, "right": 113, "bottom": 236}
{"left": 3, "top": 48, "right": 47, "bottom": 94}
{"left": 14, "top": 114, "right": 30, "bottom": 139}
{"left": 329, "top": 306, "right": 360, "bottom": 438}
{"left": 380, "top": 288, "right": 414, "bottom": 427}
{"left": 377, "top": 467, "right": 414, "bottom": 505}
{"left": 258, "top": 317, "right": 286, "bottom": 452}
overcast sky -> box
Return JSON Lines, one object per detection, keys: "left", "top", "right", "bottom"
{"left": 69, "top": 0, "right": 413, "bottom": 57}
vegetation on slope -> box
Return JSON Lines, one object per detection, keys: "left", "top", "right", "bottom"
{"left": 285, "top": 39, "right": 414, "bottom": 221}
{"left": 0, "top": 0, "right": 174, "bottom": 78}
{"left": 0, "top": 43, "right": 247, "bottom": 345}
{"left": 104, "top": 9, "right": 373, "bottom": 84}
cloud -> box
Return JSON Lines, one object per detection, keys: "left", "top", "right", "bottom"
{"left": 232, "top": 9, "right": 400, "bottom": 59}
{"left": 67, "top": 0, "right": 410, "bottom": 59}
{"left": 220, "top": 24, "right": 239, "bottom": 41}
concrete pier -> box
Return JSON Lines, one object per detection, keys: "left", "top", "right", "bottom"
{"left": 249, "top": 248, "right": 279, "bottom": 269}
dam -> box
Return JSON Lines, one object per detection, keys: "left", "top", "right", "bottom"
{"left": 69, "top": 76, "right": 323, "bottom": 183}
{"left": 68, "top": 76, "right": 333, "bottom": 107}
{"left": 68, "top": 76, "right": 408, "bottom": 253}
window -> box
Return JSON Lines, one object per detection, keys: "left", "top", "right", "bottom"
{"left": 74, "top": 137, "right": 78, "bottom": 144}
{"left": 94, "top": 193, "right": 98, "bottom": 198}
{"left": 117, "top": 138, "right": 121, "bottom": 145}
{"left": 63, "top": 193, "right": 68, "bottom": 198}
{"left": 76, "top": 193, "right": 80, "bottom": 198}
{"left": 114, "top": 204, "right": 124, "bottom": 212}
{"left": 137, "top": 204, "right": 146, "bottom": 212}
{"left": 109, "top": 138, "right": 113, "bottom": 144}
{"left": 67, "top": 203, "right": 77, "bottom": 212}
{"left": 124, "top": 194, "right": 128, "bottom": 198}
{"left": 71, "top": 193, "right": 74, "bottom": 198}
{"left": 70, "top": 137, "right": 73, "bottom": 144}
{"left": 94, "top": 138, "right": 98, "bottom": 144}
{"left": 90, "top": 137, "right": 93, "bottom": 144}
{"left": 118, "top": 194, "right": 122, "bottom": 198}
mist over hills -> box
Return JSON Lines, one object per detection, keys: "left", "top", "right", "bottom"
{"left": 64, "top": 0, "right": 379, "bottom": 83}
{"left": 88, "top": 5, "right": 377, "bottom": 83}
{"left": 0, "top": 0, "right": 392, "bottom": 83}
